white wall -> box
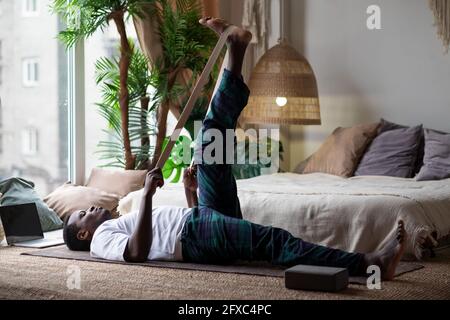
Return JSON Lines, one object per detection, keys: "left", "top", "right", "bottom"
{"left": 222, "top": 0, "right": 291, "bottom": 169}
{"left": 220, "top": 0, "right": 282, "bottom": 79}
{"left": 287, "top": 0, "right": 450, "bottom": 170}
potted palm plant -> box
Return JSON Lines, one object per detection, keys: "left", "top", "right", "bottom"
{"left": 52, "top": 0, "right": 219, "bottom": 172}
{"left": 52, "top": 0, "right": 159, "bottom": 169}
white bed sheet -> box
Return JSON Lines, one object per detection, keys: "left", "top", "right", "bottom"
{"left": 119, "top": 173, "right": 450, "bottom": 260}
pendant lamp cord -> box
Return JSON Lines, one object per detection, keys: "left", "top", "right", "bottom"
{"left": 280, "top": 0, "right": 285, "bottom": 42}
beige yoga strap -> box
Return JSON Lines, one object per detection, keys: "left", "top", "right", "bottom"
{"left": 155, "top": 26, "right": 236, "bottom": 170}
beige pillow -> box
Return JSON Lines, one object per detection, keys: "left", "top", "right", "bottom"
{"left": 303, "top": 123, "right": 380, "bottom": 177}
{"left": 44, "top": 183, "right": 120, "bottom": 221}
{"left": 85, "top": 168, "right": 147, "bottom": 198}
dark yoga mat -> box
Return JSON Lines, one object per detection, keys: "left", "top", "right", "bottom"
{"left": 21, "top": 245, "right": 424, "bottom": 285}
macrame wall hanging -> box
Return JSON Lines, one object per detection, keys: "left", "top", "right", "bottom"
{"left": 429, "top": 0, "right": 450, "bottom": 53}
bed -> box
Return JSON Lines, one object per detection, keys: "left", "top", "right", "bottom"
{"left": 118, "top": 173, "right": 450, "bottom": 260}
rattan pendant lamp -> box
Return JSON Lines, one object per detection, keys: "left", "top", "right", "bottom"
{"left": 240, "top": 0, "right": 321, "bottom": 125}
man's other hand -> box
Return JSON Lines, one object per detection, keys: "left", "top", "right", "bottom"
{"left": 183, "top": 166, "right": 198, "bottom": 192}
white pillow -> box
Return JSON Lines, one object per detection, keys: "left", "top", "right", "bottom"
{"left": 118, "top": 189, "right": 143, "bottom": 216}
{"left": 118, "top": 184, "right": 188, "bottom": 216}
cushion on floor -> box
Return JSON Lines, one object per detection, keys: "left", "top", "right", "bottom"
{"left": 44, "top": 183, "right": 120, "bottom": 220}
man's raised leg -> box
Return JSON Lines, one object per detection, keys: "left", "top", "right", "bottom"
{"left": 194, "top": 18, "right": 252, "bottom": 219}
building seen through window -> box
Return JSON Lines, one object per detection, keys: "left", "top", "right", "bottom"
{"left": 0, "top": 0, "right": 139, "bottom": 195}
{"left": 0, "top": 0, "right": 65, "bottom": 196}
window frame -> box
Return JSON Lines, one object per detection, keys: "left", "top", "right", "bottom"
{"left": 22, "top": 0, "right": 40, "bottom": 17}
{"left": 68, "top": 41, "right": 85, "bottom": 185}
{"left": 21, "top": 127, "right": 39, "bottom": 156}
{"left": 22, "top": 57, "right": 39, "bottom": 87}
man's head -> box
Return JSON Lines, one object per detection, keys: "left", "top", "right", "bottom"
{"left": 63, "top": 206, "right": 112, "bottom": 251}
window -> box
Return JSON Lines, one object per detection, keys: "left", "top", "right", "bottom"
{"left": 0, "top": 7, "right": 69, "bottom": 196}
{"left": 84, "top": 24, "right": 181, "bottom": 177}
{"left": 22, "top": 0, "right": 39, "bottom": 16}
{"left": 22, "top": 128, "right": 39, "bottom": 155}
{"left": 22, "top": 58, "right": 39, "bottom": 87}
{"left": 104, "top": 38, "right": 119, "bottom": 59}
{"left": 84, "top": 23, "right": 139, "bottom": 176}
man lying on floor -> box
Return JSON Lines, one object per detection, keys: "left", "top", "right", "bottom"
{"left": 63, "top": 18, "right": 406, "bottom": 281}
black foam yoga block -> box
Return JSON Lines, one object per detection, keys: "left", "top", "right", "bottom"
{"left": 285, "top": 265, "right": 349, "bottom": 292}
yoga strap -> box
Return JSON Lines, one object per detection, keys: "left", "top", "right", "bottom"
{"left": 155, "top": 26, "right": 237, "bottom": 169}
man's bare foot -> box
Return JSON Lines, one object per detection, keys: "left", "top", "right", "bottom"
{"left": 199, "top": 17, "right": 252, "bottom": 50}
{"left": 364, "top": 221, "right": 407, "bottom": 280}
{"left": 199, "top": 17, "right": 252, "bottom": 77}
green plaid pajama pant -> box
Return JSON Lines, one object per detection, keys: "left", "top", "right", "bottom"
{"left": 181, "top": 70, "right": 365, "bottom": 275}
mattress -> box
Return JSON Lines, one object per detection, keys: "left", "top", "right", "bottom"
{"left": 118, "top": 173, "right": 450, "bottom": 260}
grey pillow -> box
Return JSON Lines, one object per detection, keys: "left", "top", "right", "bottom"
{"left": 416, "top": 129, "right": 450, "bottom": 181}
{"left": 355, "top": 123, "right": 423, "bottom": 178}
{"left": 294, "top": 156, "right": 313, "bottom": 174}
{"left": 0, "top": 177, "right": 63, "bottom": 232}
{"left": 378, "top": 119, "right": 425, "bottom": 173}
{"left": 378, "top": 118, "right": 405, "bottom": 134}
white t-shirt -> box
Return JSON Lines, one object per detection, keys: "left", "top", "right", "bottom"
{"left": 90, "top": 206, "right": 192, "bottom": 262}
